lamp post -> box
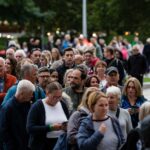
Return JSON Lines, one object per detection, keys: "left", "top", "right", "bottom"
{"left": 82, "top": 0, "right": 87, "bottom": 38}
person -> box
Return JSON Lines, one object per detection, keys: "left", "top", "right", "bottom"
{"left": 94, "top": 61, "right": 107, "bottom": 90}
{"left": 2, "top": 64, "right": 45, "bottom": 105}
{"left": 56, "top": 47, "right": 75, "bottom": 86}
{"left": 51, "top": 48, "right": 62, "bottom": 63}
{"left": 127, "top": 44, "right": 148, "bottom": 86}
{"left": 63, "top": 69, "right": 74, "bottom": 87}
{"left": 67, "top": 87, "right": 99, "bottom": 150}
{"left": 0, "top": 57, "right": 17, "bottom": 104}
{"left": 39, "top": 52, "right": 51, "bottom": 68}
{"left": 63, "top": 67, "right": 87, "bottom": 110}
{"left": 106, "top": 86, "right": 133, "bottom": 139}
{"left": 0, "top": 79, "right": 35, "bottom": 150}
{"left": 84, "top": 75, "right": 99, "bottom": 88}
{"left": 121, "top": 77, "right": 147, "bottom": 128}
{"left": 74, "top": 54, "right": 84, "bottom": 65}
{"left": 77, "top": 91, "right": 125, "bottom": 150}
{"left": 6, "top": 48, "right": 15, "bottom": 59}
{"left": 26, "top": 82, "right": 69, "bottom": 150}
{"left": 5, "top": 57, "right": 17, "bottom": 76}
{"left": 14, "top": 49, "right": 26, "bottom": 62}
{"left": 37, "top": 67, "right": 50, "bottom": 92}
{"left": 104, "top": 46, "right": 125, "bottom": 85}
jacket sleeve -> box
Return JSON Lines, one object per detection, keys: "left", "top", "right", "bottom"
{"left": 0, "top": 106, "right": 16, "bottom": 150}
{"left": 77, "top": 122, "right": 104, "bottom": 150}
{"left": 26, "top": 101, "right": 50, "bottom": 135}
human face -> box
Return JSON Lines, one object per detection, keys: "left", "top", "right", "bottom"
{"left": 104, "top": 49, "right": 111, "bottom": 59}
{"left": 51, "top": 49, "right": 58, "bottom": 60}
{"left": 93, "top": 97, "right": 108, "bottom": 120}
{"left": 31, "top": 50, "right": 41, "bottom": 65}
{"left": 21, "top": 90, "right": 33, "bottom": 102}
{"left": 50, "top": 71, "right": 58, "bottom": 82}
{"left": 70, "top": 70, "right": 82, "bottom": 89}
{"left": 127, "top": 82, "right": 136, "bottom": 97}
{"left": 38, "top": 72, "right": 50, "bottom": 88}
{"left": 46, "top": 90, "right": 62, "bottom": 106}
{"left": 64, "top": 51, "right": 74, "bottom": 66}
{"left": 106, "top": 72, "right": 119, "bottom": 86}
{"left": 84, "top": 52, "right": 92, "bottom": 63}
{"left": 28, "top": 68, "right": 38, "bottom": 84}
{"left": 96, "top": 64, "right": 106, "bottom": 75}
{"left": 66, "top": 72, "right": 73, "bottom": 84}
{"left": 107, "top": 93, "right": 119, "bottom": 111}
{"left": 90, "top": 77, "right": 99, "bottom": 88}
{"left": 6, "top": 49, "right": 15, "bottom": 59}
{"left": 40, "top": 56, "right": 47, "bottom": 67}
{"left": 5, "top": 59, "right": 11, "bottom": 74}
{"left": 0, "top": 59, "right": 5, "bottom": 78}
{"left": 15, "top": 53, "right": 23, "bottom": 62}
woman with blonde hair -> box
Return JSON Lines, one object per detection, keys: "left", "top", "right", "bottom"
{"left": 77, "top": 91, "right": 125, "bottom": 150}
{"left": 121, "top": 77, "right": 147, "bottom": 128}
{"left": 67, "top": 87, "right": 99, "bottom": 150}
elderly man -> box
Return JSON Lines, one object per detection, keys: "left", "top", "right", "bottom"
{"left": 14, "top": 49, "right": 26, "bottom": 62}
{"left": 0, "top": 80, "right": 35, "bottom": 150}
{"left": 6, "top": 48, "right": 15, "bottom": 59}
{"left": 0, "top": 57, "right": 17, "bottom": 104}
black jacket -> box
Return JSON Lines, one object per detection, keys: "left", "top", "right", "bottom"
{"left": 26, "top": 99, "right": 69, "bottom": 150}
{"left": 0, "top": 96, "right": 31, "bottom": 150}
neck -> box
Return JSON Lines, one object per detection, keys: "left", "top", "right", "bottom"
{"left": 92, "top": 114, "right": 107, "bottom": 120}
{"left": 128, "top": 95, "right": 137, "bottom": 105}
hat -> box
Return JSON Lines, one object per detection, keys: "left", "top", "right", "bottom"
{"left": 106, "top": 66, "right": 118, "bottom": 75}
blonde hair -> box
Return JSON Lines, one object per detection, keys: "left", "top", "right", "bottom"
{"left": 88, "top": 91, "right": 107, "bottom": 112}
{"left": 139, "top": 102, "right": 150, "bottom": 121}
{"left": 122, "top": 77, "right": 142, "bottom": 97}
{"left": 78, "top": 87, "right": 99, "bottom": 110}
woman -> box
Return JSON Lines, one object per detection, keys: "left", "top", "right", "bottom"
{"left": 49, "top": 69, "right": 59, "bottom": 82}
{"left": 121, "top": 77, "right": 147, "bottom": 128}
{"left": 40, "top": 52, "right": 51, "bottom": 68}
{"left": 27, "top": 82, "right": 69, "bottom": 150}
{"left": 63, "top": 69, "right": 74, "bottom": 87}
{"left": 51, "top": 48, "right": 62, "bottom": 63}
{"left": 77, "top": 91, "right": 125, "bottom": 150}
{"left": 5, "top": 57, "right": 17, "bottom": 76}
{"left": 67, "top": 87, "right": 99, "bottom": 150}
{"left": 106, "top": 86, "right": 132, "bottom": 139}
{"left": 94, "top": 61, "right": 107, "bottom": 90}
{"left": 84, "top": 75, "right": 99, "bottom": 88}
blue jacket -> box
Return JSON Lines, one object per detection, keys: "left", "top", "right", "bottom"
{"left": 2, "top": 83, "right": 45, "bottom": 106}
{"left": 77, "top": 115, "right": 125, "bottom": 150}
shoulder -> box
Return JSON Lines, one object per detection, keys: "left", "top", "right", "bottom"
{"left": 5, "top": 74, "right": 17, "bottom": 81}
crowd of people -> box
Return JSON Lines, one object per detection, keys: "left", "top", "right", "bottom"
{"left": 0, "top": 34, "right": 150, "bottom": 150}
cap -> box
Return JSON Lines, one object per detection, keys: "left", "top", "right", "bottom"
{"left": 106, "top": 66, "right": 118, "bottom": 75}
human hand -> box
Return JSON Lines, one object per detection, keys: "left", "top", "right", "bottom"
{"left": 52, "top": 123, "right": 62, "bottom": 131}
{"left": 99, "top": 123, "right": 107, "bottom": 134}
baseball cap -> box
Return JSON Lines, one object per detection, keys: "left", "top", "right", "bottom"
{"left": 106, "top": 66, "right": 118, "bottom": 75}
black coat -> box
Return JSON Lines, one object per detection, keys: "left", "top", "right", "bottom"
{"left": 0, "top": 97, "right": 31, "bottom": 150}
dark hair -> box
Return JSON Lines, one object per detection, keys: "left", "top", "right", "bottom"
{"left": 75, "top": 66, "right": 87, "bottom": 80}
{"left": 63, "top": 47, "right": 74, "bottom": 55}
{"left": 31, "top": 48, "right": 41, "bottom": 54}
{"left": 38, "top": 66, "right": 49, "bottom": 74}
{"left": 49, "top": 68, "right": 58, "bottom": 74}
{"left": 105, "top": 46, "right": 114, "bottom": 55}
{"left": 46, "top": 81, "right": 62, "bottom": 93}
{"left": 85, "top": 75, "right": 99, "bottom": 87}
{"left": 6, "top": 57, "right": 17, "bottom": 76}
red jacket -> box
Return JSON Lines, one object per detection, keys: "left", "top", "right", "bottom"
{"left": 0, "top": 74, "right": 17, "bottom": 104}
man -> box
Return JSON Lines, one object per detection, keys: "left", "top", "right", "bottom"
{"left": 127, "top": 44, "right": 147, "bottom": 86}
{"left": 102, "top": 66, "right": 122, "bottom": 93}
{"left": 6, "top": 48, "right": 15, "bottom": 59}
{"left": 14, "top": 49, "right": 26, "bottom": 62}
{"left": 63, "top": 67, "right": 87, "bottom": 110}
{"left": 30, "top": 48, "right": 41, "bottom": 67}
{"left": 37, "top": 66, "right": 50, "bottom": 92}
{"left": 0, "top": 57, "right": 17, "bottom": 104}
{"left": 0, "top": 80, "right": 35, "bottom": 150}
{"left": 57, "top": 47, "right": 75, "bottom": 86}
{"left": 2, "top": 64, "right": 45, "bottom": 105}
{"left": 104, "top": 46, "right": 125, "bottom": 85}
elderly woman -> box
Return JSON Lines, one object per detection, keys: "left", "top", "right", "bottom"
{"left": 106, "top": 86, "right": 132, "bottom": 139}
{"left": 77, "top": 91, "right": 125, "bottom": 150}
{"left": 67, "top": 87, "right": 99, "bottom": 149}
{"left": 27, "top": 82, "right": 69, "bottom": 150}
{"left": 121, "top": 77, "right": 147, "bottom": 128}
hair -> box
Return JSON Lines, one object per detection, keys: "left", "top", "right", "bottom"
{"left": 78, "top": 87, "right": 99, "bottom": 110}
{"left": 63, "top": 47, "right": 74, "bottom": 55}
{"left": 0, "top": 57, "right": 5, "bottom": 64}
{"left": 31, "top": 48, "right": 41, "bottom": 54}
{"left": 75, "top": 66, "right": 87, "bottom": 80}
{"left": 38, "top": 66, "right": 49, "bottom": 74}
{"left": 139, "top": 102, "right": 150, "bottom": 121}
{"left": 42, "top": 50, "right": 52, "bottom": 64}
{"left": 46, "top": 81, "right": 62, "bottom": 93}
{"left": 63, "top": 68, "right": 74, "bottom": 86}
{"left": 16, "top": 79, "right": 35, "bottom": 95}
{"left": 51, "top": 48, "right": 61, "bottom": 61}
{"left": 122, "top": 77, "right": 142, "bottom": 97}
{"left": 94, "top": 61, "right": 107, "bottom": 74}
{"left": 49, "top": 68, "right": 58, "bottom": 74}
{"left": 106, "top": 86, "right": 121, "bottom": 100}
{"left": 20, "top": 64, "right": 38, "bottom": 79}
{"left": 88, "top": 91, "right": 107, "bottom": 112}
{"left": 105, "top": 46, "right": 114, "bottom": 55}
{"left": 6, "top": 57, "right": 17, "bottom": 76}
{"left": 40, "top": 53, "right": 50, "bottom": 65}
{"left": 15, "top": 49, "right": 26, "bottom": 58}
{"left": 84, "top": 75, "right": 99, "bottom": 87}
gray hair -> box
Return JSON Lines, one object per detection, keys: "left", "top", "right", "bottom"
{"left": 0, "top": 57, "right": 5, "bottom": 64}
{"left": 20, "top": 64, "right": 38, "bottom": 78}
{"left": 16, "top": 79, "right": 35, "bottom": 95}
{"left": 106, "top": 86, "right": 121, "bottom": 100}
{"left": 15, "top": 49, "right": 26, "bottom": 58}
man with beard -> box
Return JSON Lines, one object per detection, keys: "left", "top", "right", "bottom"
{"left": 63, "top": 68, "right": 87, "bottom": 111}
{"left": 37, "top": 67, "right": 50, "bottom": 92}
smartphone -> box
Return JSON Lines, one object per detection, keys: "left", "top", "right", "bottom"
{"left": 131, "top": 106, "right": 139, "bottom": 113}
